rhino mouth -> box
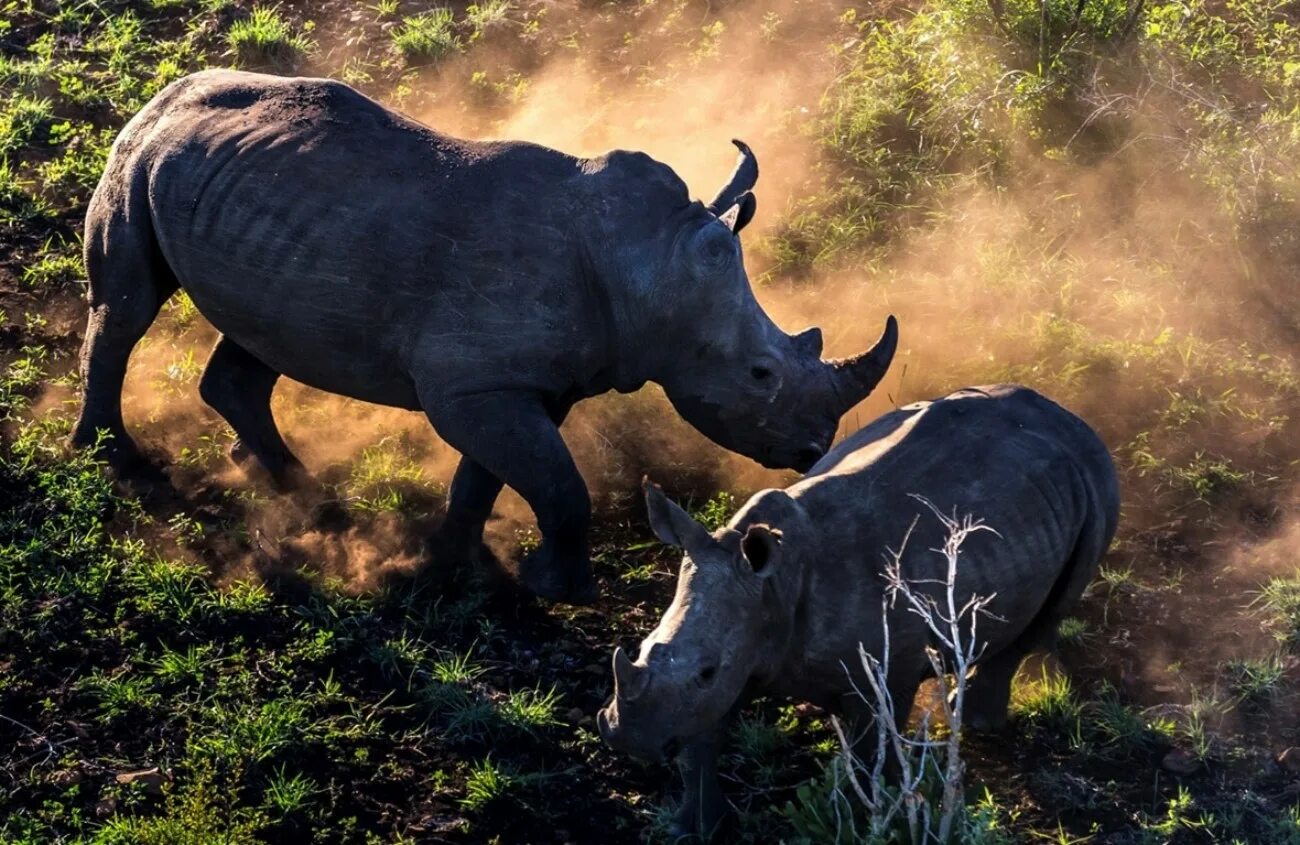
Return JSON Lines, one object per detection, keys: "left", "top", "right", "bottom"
{"left": 597, "top": 706, "right": 685, "bottom": 763}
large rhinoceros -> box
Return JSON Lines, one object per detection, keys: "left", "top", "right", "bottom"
{"left": 71, "top": 70, "right": 898, "bottom": 605}
{"left": 598, "top": 385, "right": 1119, "bottom": 836}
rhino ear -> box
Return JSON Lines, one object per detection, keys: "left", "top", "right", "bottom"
{"left": 740, "top": 524, "right": 782, "bottom": 576}
{"left": 793, "top": 326, "right": 823, "bottom": 358}
{"left": 644, "top": 478, "right": 713, "bottom": 553}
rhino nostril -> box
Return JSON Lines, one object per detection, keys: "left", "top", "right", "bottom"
{"left": 662, "top": 738, "right": 681, "bottom": 760}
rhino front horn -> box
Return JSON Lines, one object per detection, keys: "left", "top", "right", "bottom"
{"left": 612, "top": 646, "right": 648, "bottom": 702}
{"left": 829, "top": 315, "right": 899, "bottom": 413}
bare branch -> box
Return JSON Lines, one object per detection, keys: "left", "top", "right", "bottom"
{"left": 837, "top": 501, "right": 1003, "bottom": 842}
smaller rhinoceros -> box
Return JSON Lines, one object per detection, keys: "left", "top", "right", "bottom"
{"left": 597, "top": 384, "right": 1119, "bottom": 837}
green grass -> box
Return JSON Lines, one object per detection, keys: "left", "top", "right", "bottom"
{"left": 1056, "top": 617, "right": 1090, "bottom": 647}
{"left": 392, "top": 9, "right": 460, "bottom": 62}
{"left": 691, "top": 490, "right": 736, "bottom": 531}
{"left": 39, "top": 126, "right": 115, "bottom": 202}
{"left": 344, "top": 436, "right": 437, "bottom": 514}
{"left": 263, "top": 765, "right": 317, "bottom": 815}
{"left": 1, "top": 0, "right": 1300, "bottom": 841}
{"left": 1012, "top": 670, "right": 1083, "bottom": 737}
{"left": 1255, "top": 572, "right": 1300, "bottom": 647}
{"left": 459, "top": 757, "right": 512, "bottom": 811}
{"left": 731, "top": 711, "right": 787, "bottom": 760}
{"left": 21, "top": 240, "right": 82, "bottom": 288}
{"left": 430, "top": 649, "right": 485, "bottom": 685}
{"left": 0, "top": 158, "right": 49, "bottom": 223}
{"left": 497, "top": 685, "right": 562, "bottom": 733}
{"left": 371, "top": 0, "right": 401, "bottom": 21}
{"left": 94, "top": 760, "right": 265, "bottom": 844}
{"left": 227, "top": 6, "right": 314, "bottom": 66}
{"left": 0, "top": 94, "right": 53, "bottom": 154}
{"left": 1224, "top": 653, "right": 1286, "bottom": 705}
{"left": 466, "top": 0, "right": 511, "bottom": 37}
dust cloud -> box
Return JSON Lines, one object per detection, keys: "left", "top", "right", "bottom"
{"left": 100, "top": 0, "right": 1298, "bottom": 659}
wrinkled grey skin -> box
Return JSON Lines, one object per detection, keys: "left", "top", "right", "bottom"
{"left": 599, "top": 385, "right": 1120, "bottom": 837}
{"left": 71, "top": 69, "right": 899, "bottom": 605}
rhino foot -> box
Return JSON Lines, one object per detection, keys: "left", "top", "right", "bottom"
{"left": 430, "top": 516, "right": 486, "bottom": 560}
{"left": 669, "top": 802, "right": 724, "bottom": 842}
{"left": 229, "top": 439, "right": 313, "bottom": 493}
{"left": 959, "top": 688, "right": 1011, "bottom": 733}
{"left": 71, "top": 426, "right": 154, "bottom": 478}
{"left": 517, "top": 548, "right": 598, "bottom": 606}
{"left": 964, "top": 709, "right": 1009, "bottom": 733}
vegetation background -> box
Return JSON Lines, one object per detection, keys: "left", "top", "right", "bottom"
{"left": 1, "top": 0, "right": 1298, "bottom": 841}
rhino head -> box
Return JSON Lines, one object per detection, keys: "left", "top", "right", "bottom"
{"left": 597, "top": 481, "right": 805, "bottom": 761}
{"left": 640, "top": 141, "right": 898, "bottom": 472}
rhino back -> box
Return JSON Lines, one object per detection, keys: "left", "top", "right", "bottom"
{"left": 109, "top": 70, "right": 601, "bottom": 404}
{"left": 773, "top": 385, "right": 1117, "bottom": 695}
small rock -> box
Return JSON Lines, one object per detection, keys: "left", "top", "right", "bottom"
{"left": 116, "top": 767, "right": 165, "bottom": 795}
{"left": 94, "top": 797, "right": 118, "bottom": 818}
{"left": 1161, "top": 748, "right": 1201, "bottom": 775}
{"left": 564, "top": 707, "right": 586, "bottom": 725}
{"left": 1279, "top": 747, "right": 1300, "bottom": 775}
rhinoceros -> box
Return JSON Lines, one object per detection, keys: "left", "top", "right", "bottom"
{"left": 71, "top": 69, "right": 899, "bottom": 605}
{"left": 598, "top": 384, "right": 1120, "bottom": 835}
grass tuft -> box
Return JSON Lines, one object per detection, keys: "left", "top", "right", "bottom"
{"left": 393, "top": 9, "right": 460, "bottom": 62}
{"left": 1255, "top": 572, "right": 1300, "bottom": 648}
{"left": 228, "top": 6, "right": 314, "bottom": 66}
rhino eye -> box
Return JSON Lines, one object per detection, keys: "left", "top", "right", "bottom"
{"left": 698, "top": 666, "right": 717, "bottom": 684}
{"left": 750, "top": 366, "right": 774, "bottom": 382}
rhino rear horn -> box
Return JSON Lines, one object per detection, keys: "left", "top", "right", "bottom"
{"left": 706, "top": 140, "right": 758, "bottom": 218}
{"left": 718, "top": 192, "right": 757, "bottom": 235}
{"left": 829, "top": 315, "right": 899, "bottom": 413}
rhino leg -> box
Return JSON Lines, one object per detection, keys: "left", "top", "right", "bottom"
{"left": 435, "top": 400, "right": 573, "bottom": 556}
{"left": 433, "top": 458, "right": 503, "bottom": 558}
{"left": 963, "top": 644, "right": 1031, "bottom": 733}
{"left": 673, "top": 730, "right": 725, "bottom": 841}
{"left": 72, "top": 203, "right": 177, "bottom": 471}
{"left": 422, "top": 390, "right": 595, "bottom": 605}
{"left": 198, "top": 336, "right": 306, "bottom": 490}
